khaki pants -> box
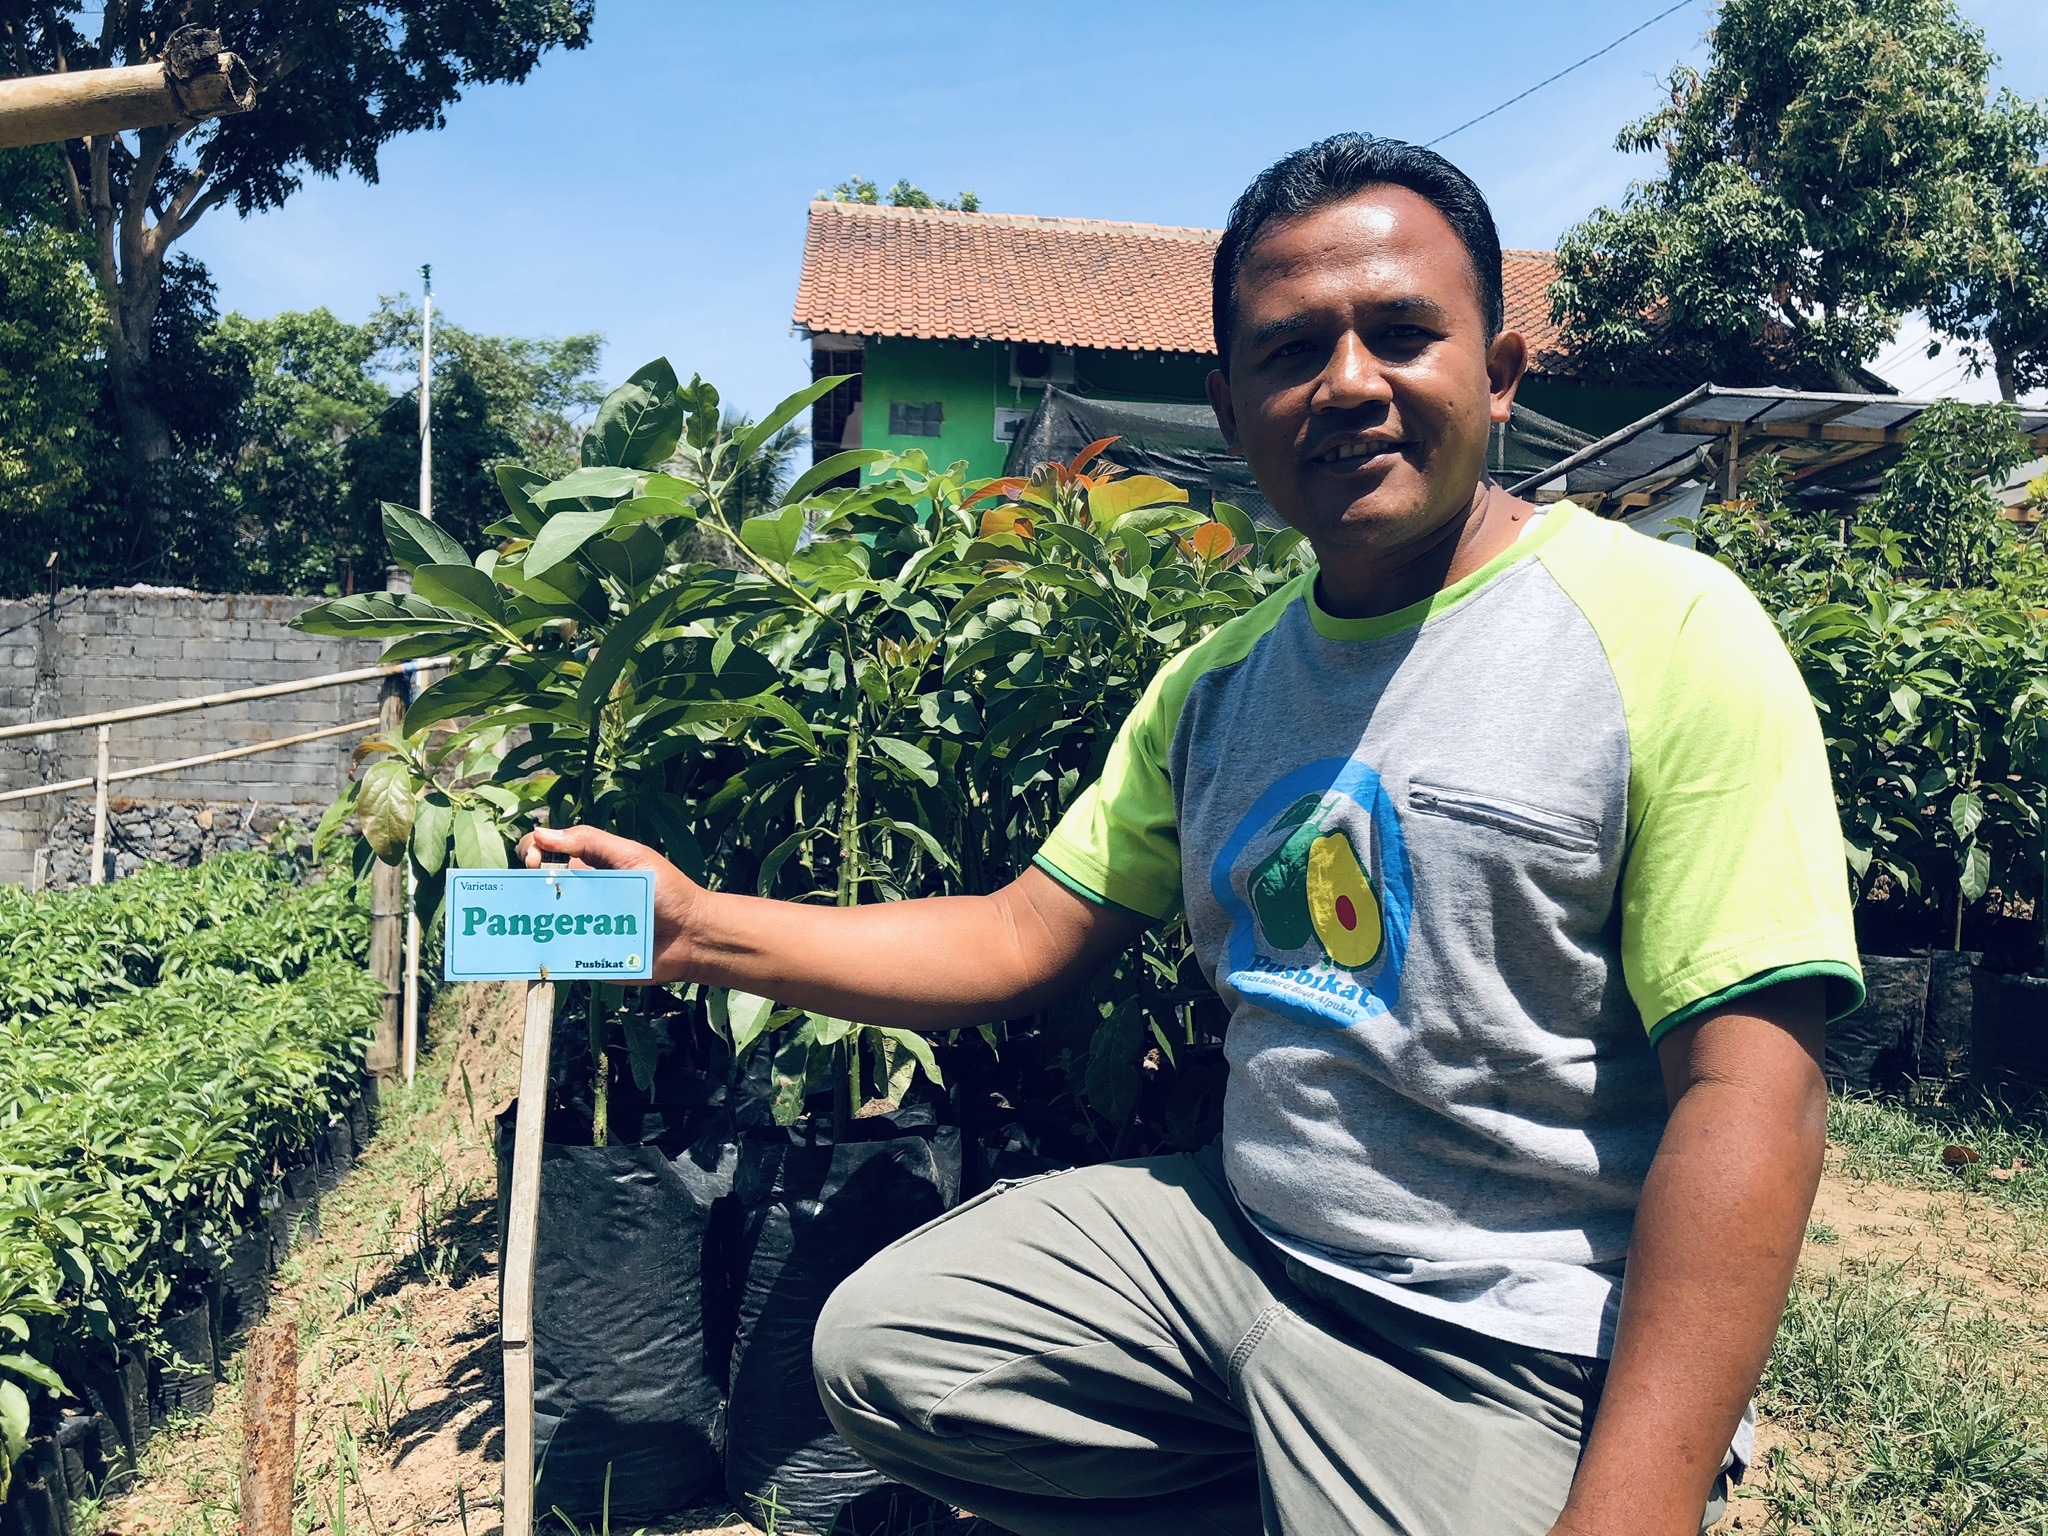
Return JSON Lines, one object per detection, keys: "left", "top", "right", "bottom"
{"left": 814, "top": 1146, "right": 1727, "bottom": 1535}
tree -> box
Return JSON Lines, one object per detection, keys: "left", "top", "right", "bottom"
{"left": 339, "top": 297, "right": 605, "bottom": 581}
{"left": 1551, "top": 0, "right": 2048, "bottom": 395}
{"left": 822, "top": 176, "right": 980, "bottom": 212}
{"left": 0, "top": 0, "right": 592, "bottom": 500}
{"left": 0, "top": 147, "right": 103, "bottom": 549}
{"left": 215, "top": 306, "right": 387, "bottom": 591}
{"left": 369, "top": 297, "right": 604, "bottom": 481}
{"left": 1919, "top": 99, "right": 2048, "bottom": 401}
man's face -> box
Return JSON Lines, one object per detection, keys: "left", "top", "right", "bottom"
{"left": 1207, "top": 186, "right": 1525, "bottom": 559}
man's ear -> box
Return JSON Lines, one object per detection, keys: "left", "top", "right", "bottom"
{"left": 1207, "top": 368, "right": 1241, "bottom": 454}
{"left": 1486, "top": 329, "right": 1530, "bottom": 425}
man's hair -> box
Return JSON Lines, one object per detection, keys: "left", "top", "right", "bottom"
{"left": 1211, "top": 134, "right": 1505, "bottom": 367}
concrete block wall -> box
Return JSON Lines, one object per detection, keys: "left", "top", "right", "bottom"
{"left": 0, "top": 588, "right": 390, "bottom": 887}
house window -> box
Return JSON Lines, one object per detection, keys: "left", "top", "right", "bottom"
{"left": 889, "top": 400, "right": 944, "bottom": 438}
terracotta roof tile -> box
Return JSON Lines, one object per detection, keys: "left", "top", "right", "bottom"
{"left": 795, "top": 203, "right": 1586, "bottom": 373}
{"left": 794, "top": 201, "right": 1220, "bottom": 354}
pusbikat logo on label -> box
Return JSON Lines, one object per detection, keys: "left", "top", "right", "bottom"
{"left": 443, "top": 869, "right": 656, "bottom": 982}
{"left": 1209, "top": 756, "right": 1413, "bottom": 1029}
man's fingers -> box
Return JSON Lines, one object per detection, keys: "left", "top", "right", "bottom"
{"left": 516, "top": 824, "right": 662, "bottom": 873}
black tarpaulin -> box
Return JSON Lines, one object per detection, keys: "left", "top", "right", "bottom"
{"left": 1005, "top": 388, "right": 1592, "bottom": 528}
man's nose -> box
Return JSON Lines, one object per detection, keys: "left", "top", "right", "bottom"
{"left": 1311, "top": 331, "right": 1392, "bottom": 413}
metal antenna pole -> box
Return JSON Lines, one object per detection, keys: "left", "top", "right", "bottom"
{"left": 418, "top": 264, "right": 433, "bottom": 521}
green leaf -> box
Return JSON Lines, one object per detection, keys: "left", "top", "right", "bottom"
{"left": 868, "top": 816, "right": 958, "bottom": 872}
{"left": 783, "top": 449, "right": 888, "bottom": 505}
{"left": 756, "top": 826, "right": 825, "bottom": 896}
{"left": 411, "top": 797, "right": 454, "bottom": 877}
{"left": 0, "top": 1378, "right": 29, "bottom": 1458}
{"left": 290, "top": 592, "right": 479, "bottom": 638}
{"left": 358, "top": 760, "right": 416, "bottom": 863}
{"left": 585, "top": 526, "right": 667, "bottom": 592}
{"left": 585, "top": 359, "right": 687, "bottom": 469}
{"left": 575, "top": 586, "right": 690, "bottom": 722}
{"left": 870, "top": 1026, "right": 943, "bottom": 1088}
{"left": 383, "top": 503, "right": 470, "bottom": 570}
{"left": 870, "top": 736, "right": 938, "bottom": 786}
{"left": 1084, "top": 1007, "right": 1146, "bottom": 1123}
{"left": 453, "top": 807, "right": 508, "bottom": 870}
{"left": 1262, "top": 527, "right": 1306, "bottom": 567}
{"left": 739, "top": 504, "right": 807, "bottom": 567}
{"left": 0, "top": 1353, "right": 64, "bottom": 1392}
{"left": 526, "top": 507, "right": 617, "bottom": 574}
{"left": 723, "top": 990, "right": 781, "bottom": 1059}
{"left": 411, "top": 564, "right": 506, "bottom": 625}
{"left": 1890, "top": 685, "right": 1922, "bottom": 724}
{"left": 622, "top": 1013, "right": 662, "bottom": 1093}
{"left": 493, "top": 464, "right": 547, "bottom": 534}
{"left": 770, "top": 1033, "right": 821, "bottom": 1126}
{"left": 405, "top": 665, "right": 536, "bottom": 733}
{"left": 736, "top": 374, "right": 855, "bottom": 471}
{"left": 1959, "top": 841, "right": 1991, "bottom": 902}
{"left": 1949, "top": 791, "right": 1984, "bottom": 840}
{"left": 530, "top": 466, "right": 648, "bottom": 507}
{"left": 313, "top": 781, "right": 360, "bottom": 859}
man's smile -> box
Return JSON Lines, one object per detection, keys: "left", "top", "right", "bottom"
{"left": 1307, "top": 432, "right": 1414, "bottom": 469}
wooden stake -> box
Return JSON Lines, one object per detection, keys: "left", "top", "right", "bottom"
{"left": 239, "top": 1323, "right": 297, "bottom": 1536}
{"left": 90, "top": 724, "right": 110, "bottom": 884}
{"left": 501, "top": 975, "right": 555, "bottom": 1536}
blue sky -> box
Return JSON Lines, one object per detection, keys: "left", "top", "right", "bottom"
{"left": 182, "top": 0, "right": 2046, "bottom": 415}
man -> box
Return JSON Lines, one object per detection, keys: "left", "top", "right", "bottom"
{"left": 521, "top": 135, "right": 1862, "bottom": 1535}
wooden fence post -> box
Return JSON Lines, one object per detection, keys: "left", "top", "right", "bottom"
{"left": 240, "top": 1322, "right": 297, "bottom": 1536}
{"left": 500, "top": 975, "right": 555, "bottom": 1536}
{"left": 89, "top": 723, "right": 109, "bottom": 884}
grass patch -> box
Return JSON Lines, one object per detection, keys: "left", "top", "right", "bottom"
{"left": 1747, "top": 1261, "right": 2048, "bottom": 1534}
{"left": 1828, "top": 1095, "right": 2047, "bottom": 1212}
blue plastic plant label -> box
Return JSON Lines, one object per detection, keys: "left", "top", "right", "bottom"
{"left": 443, "top": 868, "right": 657, "bottom": 982}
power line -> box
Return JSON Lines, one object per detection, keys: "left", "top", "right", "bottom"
{"left": 1425, "top": 0, "right": 1701, "bottom": 149}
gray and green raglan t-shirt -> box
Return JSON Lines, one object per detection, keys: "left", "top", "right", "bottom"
{"left": 1035, "top": 501, "right": 1863, "bottom": 1365}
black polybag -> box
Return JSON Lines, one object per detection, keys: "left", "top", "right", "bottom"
{"left": 723, "top": 1114, "right": 962, "bottom": 1534}
{"left": 1824, "top": 953, "right": 1928, "bottom": 1092}
{"left": 153, "top": 1293, "right": 215, "bottom": 1418}
{"left": 496, "top": 1109, "right": 736, "bottom": 1520}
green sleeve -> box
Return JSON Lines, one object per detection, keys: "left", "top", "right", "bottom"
{"left": 1541, "top": 520, "right": 1865, "bottom": 1037}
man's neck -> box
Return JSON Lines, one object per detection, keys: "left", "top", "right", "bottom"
{"left": 1311, "top": 481, "right": 1539, "bottom": 621}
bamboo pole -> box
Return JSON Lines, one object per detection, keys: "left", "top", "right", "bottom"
{"left": 0, "top": 716, "right": 379, "bottom": 806}
{"left": 366, "top": 682, "right": 407, "bottom": 1083}
{"left": 0, "top": 657, "right": 449, "bottom": 742}
{"left": 0, "top": 31, "right": 255, "bottom": 152}
{"left": 89, "top": 724, "right": 109, "bottom": 884}
{"left": 239, "top": 1323, "right": 297, "bottom": 1536}
{"left": 403, "top": 897, "right": 421, "bottom": 1089}
{"left": 501, "top": 975, "right": 555, "bottom": 1536}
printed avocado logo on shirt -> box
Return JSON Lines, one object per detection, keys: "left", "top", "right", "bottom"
{"left": 1247, "top": 795, "right": 1384, "bottom": 969}
{"left": 1211, "top": 756, "right": 1413, "bottom": 1029}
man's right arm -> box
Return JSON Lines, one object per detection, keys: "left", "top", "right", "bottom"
{"left": 517, "top": 824, "right": 1147, "bottom": 1031}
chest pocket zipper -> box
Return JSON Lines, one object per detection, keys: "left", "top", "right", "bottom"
{"left": 1407, "top": 782, "right": 1602, "bottom": 854}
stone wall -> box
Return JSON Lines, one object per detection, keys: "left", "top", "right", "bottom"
{"left": 0, "top": 588, "right": 389, "bottom": 888}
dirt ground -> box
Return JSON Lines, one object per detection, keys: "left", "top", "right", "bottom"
{"left": 89, "top": 985, "right": 2043, "bottom": 1536}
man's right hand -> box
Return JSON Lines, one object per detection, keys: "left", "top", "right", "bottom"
{"left": 517, "top": 824, "right": 708, "bottom": 984}
{"left": 512, "top": 824, "right": 1149, "bottom": 1033}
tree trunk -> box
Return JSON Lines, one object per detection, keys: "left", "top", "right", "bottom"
{"left": 1993, "top": 347, "right": 2019, "bottom": 405}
